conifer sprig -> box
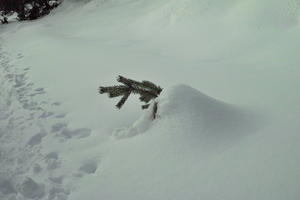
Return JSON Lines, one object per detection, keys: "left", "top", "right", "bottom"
{"left": 99, "top": 76, "right": 162, "bottom": 109}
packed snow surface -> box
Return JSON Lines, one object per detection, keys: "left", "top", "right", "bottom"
{"left": 1, "top": 0, "right": 300, "bottom": 200}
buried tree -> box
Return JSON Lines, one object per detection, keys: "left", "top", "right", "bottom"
{"left": 99, "top": 76, "right": 162, "bottom": 119}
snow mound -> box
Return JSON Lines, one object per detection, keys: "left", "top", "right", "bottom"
{"left": 115, "top": 84, "right": 260, "bottom": 149}
{"left": 71, "top": 85, "right": 263, "bottom": 200}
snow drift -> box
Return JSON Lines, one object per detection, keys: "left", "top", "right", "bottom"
{"left": 115, "top": 84, "right": 259, "bottom": 145}
{"left": 71, "top": 85, "right": 266, "bottom": 200}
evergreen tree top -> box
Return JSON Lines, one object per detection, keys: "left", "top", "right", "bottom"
{"left": 99, "top": 76, "right": 162, "bottom": 109}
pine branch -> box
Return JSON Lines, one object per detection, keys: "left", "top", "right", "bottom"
{"left": 142, "top": 104, "right": 150, "bottom": 110}
{"left": 132, "top": 86, "right": 158, "bottom": 101}
{"left": 99, "top": 75, "right": 163, "bottom": 111}
{"left": 99, "top": 85, "right": 129, "bottom": 98}
{"left": 116, "top": 91, "right": 131, "bottom": 109}
{"left": 117, "top": 76, "right": 139, "bottom": 87}
{"left": 139, "top": 93, "right": 154, "bottom": 103}
{"left": 141, "top": 80, "right": 162, "bottom": 95}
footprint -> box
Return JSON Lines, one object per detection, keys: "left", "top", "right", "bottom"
{"left": 33, "top": 164, "right": 42, "bottom": 174}
{"left": 17, "top": 53, "right": 24, "bottom": 59}
{"left": 48, "top": 176, "right": 64, "bottom": 184}
{"left": 0, "top": 177, "right": 16, "bottom": 195}
{"left": 61, "top": 128, "right": 91, "bottom": 139}
{"left": 14, "top": 73, "right": 27, "bottom": 88}
{"left": 51, "top": 123, "right": 68, "bottom": 133}
{"left": 48, "top": 187, "right": 70, "bottom": 200}
{"left": 45, "top": 152, "right": 61, "bottom": 170}
{"left": 79, "top": 160, "right": 98, "bottom": 174}
{"left": 39, "top": 112, "right": 54, "bottom": 119}
{"left": 52, "top": 102, "right": 61, "bottom": 106}
{"left": 27, "top": 132, "right": 46, "bottom": 146}
{"left": 54, "top": 113, "right": 66, "bottom": 118}
{"left": 19, "top": 178, "right": 45, "bottom": 199}
{"left": 34, "top": 88, "right": 44, "bottom": 92}
{"left": 0, "top": 111, "right": 10, "bottom": 120}
{"left": 45, "top": 152, "right": 59, "bottom": 160}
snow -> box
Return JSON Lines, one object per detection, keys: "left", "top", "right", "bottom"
{"left": 1, "top": 0, "right": 300, "bottom": 199}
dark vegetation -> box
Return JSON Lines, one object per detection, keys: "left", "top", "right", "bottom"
{"left": 0, "top": 0, "right": 61, "bottom": 23}
{"left": 99, "top": 76, "right": 163, "bottom": 119}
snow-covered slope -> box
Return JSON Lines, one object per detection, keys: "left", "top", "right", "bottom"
{"left": 71, "top": 85, "right": 299, "bottom": 200}
{"left": 1, "top": 0, "right": 300, "bottom": 200}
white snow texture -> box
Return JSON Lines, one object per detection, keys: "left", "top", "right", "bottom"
{"left": 1, "top": 0, "right": 300, "bottom": 200}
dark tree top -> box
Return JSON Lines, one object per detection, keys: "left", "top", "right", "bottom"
{"left": 99, "top": 76, "right": 162, "bottom": 109}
